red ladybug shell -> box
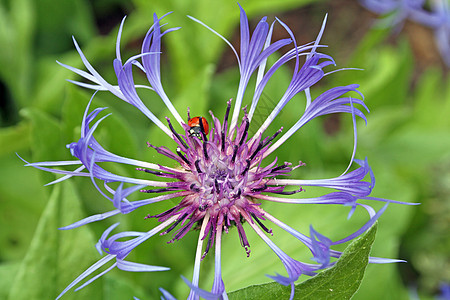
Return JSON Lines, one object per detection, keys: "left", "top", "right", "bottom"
{"left": 188, "top": 116, "right": 209, "bottom": 135}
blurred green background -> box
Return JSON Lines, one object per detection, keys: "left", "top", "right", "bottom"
{"left": 0, "top": 0, "right": 448, "bottom": 299}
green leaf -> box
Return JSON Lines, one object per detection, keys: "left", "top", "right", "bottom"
{"left": 0, "top": 262, "right": 20, "bottom": 299}
{"left": 7, "top": 181, "right": 102, "bottom": 300}
{"left": 173, "top": 64, "right": 215, "bottom": 117}
{"left": 61, "top": 85, "right": 90, "bottom": 144}
{"left": 228, "top": 223, "right": 378, "bottom": 300}
{"left": 0, "top": 152, "right": 48, "bottom": 261}
{"left": 20, "top": 107, "right": 69, "bottom": 185}
{"left": 6, "top": 179, "right": 153, "bottom": 299}
{"left": 0, "top": 0, "right": 34, "bottom": 107}
{"left": 21, "top": 107, "right": 66, "bottom": 159}
{"left": 103, "top": 274, "right": 150, "bottom": 300}
{"left": 0, "top": 122, "right": 31, "bottom": 156}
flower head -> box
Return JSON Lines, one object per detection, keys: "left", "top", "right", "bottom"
{"left": 24, "top": 4, "right": 416, "bottom": 299}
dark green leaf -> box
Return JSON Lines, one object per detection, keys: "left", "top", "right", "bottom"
{"left": 228, "top": 223, "right": 378, "bottom": 300}
{"left": 34, "top": 0, "right": 96, "bottom": 56}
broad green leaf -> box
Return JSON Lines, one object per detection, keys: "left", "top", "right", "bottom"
{"left": 0, "top": 0, "right": 34, "bottom": 107}
{"left": 61, "top": 85, "right": 91, "bottom": 144}
{"left": 21, "top": 108, "right": 72, "bottom": 182}
{"left": 0, "top": 122, "right": 31, "bottom": 156}
{"left": 33, "top": 58, "right": 79, "bottom": 115}
{"left": 173, "top": 64, "right": 215, "bottom": 118}
{"left": 8, "top": 181, "right": 101, "bottom": 299}
{"left": 21, "top": 107, "right": 66, "bottom": 159}
{"left": 20, "top": 107, "right": 68, "bottom": 184}
{"left": 5, "top": 179, "right": 153, "bottom": 299}
{"left": 103, "top": 274, "right": 150, "bottom": 300}
{"left": 0, "top": 153, "right": 48, "bottom": 261}
{"left": 0, "top": 262, "right": 20, "bottom": 299}
{"left": 228, "top": 223, "right": 378, "bottom": 300}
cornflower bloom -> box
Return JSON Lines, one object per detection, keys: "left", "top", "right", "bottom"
{"left": 360, "top": 0, "right": 450, "bottom": 67}
{"left": 23, "top": 4, "right": 416, "bottom": 300}
{"left": 359, "top": 0, "right": 428, "bottom": 27}
{"left": 422, "top": 0, "right": 450, "bottom": 67}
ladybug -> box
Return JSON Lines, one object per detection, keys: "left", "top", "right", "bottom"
{"left": 188, "top": 116, "right": 209, "bottom": 139}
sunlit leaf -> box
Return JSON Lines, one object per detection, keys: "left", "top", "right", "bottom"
{"left": 228, "top": 223, "right": 378, "bottom": 299}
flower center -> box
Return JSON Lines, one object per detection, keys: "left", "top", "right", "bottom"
{"left": 193, "top": 142, "right": 246, "bottom": 211}
{"left": 141, "top": 100, "right": 298, "bottom": 257}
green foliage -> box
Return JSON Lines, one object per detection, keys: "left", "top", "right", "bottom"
{"left": 229, "top": 223, "right": 377, "bottom": 300}
{"left": 4, "top": 181, "right": 150, "bottom": 299}
{"left": 0, "top": 262, "right": 19, "bottom": 299}
{"left": 0, "top": 122, "right": 30, "bottom": 156}
{"left": 7, "top": 182, "right": 102, "bottom": 299}
{"left": 0, "top": 0, "right": 96, "bottom": 114}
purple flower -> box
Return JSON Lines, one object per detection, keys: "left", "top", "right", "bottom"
{"left": 426, "top": 0, "right": 450, "bottom": 67}
{"left": 360, "top": 0, "right": 450, "bottom": 67}
{"left": 437, "top": 282, "right": 450, "bottom": 300}
{"left": 24, "top": 4, "right": 417, "bottom": 300}
{"left": 359, "top": 0, "right": 427, "bottom": 27}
